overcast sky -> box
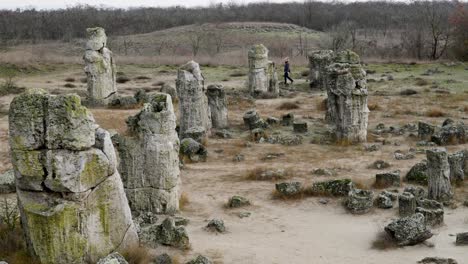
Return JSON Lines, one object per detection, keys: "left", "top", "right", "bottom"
{"left": 0, "top": 0, "right": 309, "bottom": 10}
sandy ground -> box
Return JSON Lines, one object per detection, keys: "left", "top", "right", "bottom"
{"left": 0, "top": 64, "right": 468, "bottom": 263}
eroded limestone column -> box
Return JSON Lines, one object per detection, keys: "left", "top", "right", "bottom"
{"left": 325, "top": 50, "right": 369, "bottom": 143}
{"left": 308, "top": 50, "right": 334, "bottom": 89}
{"left": 9, "top": 89, "right": 137, "bottom": 264}
{"left": 427, "top": 148, "right": 453, "bottom": 203}
{"left": 206, "top": 84, "right": 228, "bottom": 129}
{"left": 248, "top": 44, "right": 279, "bottom": 97}
{"left": 116, "top": 93, "right": 180, "bottom": 215}
{"left": 83, "top": 27, "right": 117, "bottom": 105}
{"left": 176, "top": 61, "right": 212, "bottom": 139}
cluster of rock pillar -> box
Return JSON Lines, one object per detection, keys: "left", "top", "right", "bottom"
{"left": 9, "top": 89, "right": 137, "bottom": 264}
{"left": 247, "top": 44, "right": 279, "bottom": 97}
{"left": 83, "top": 27, "right": 117, "bottom": 105}
{"left": 115, "top": 93, "right": 181, "bottom": 215}
{"left": 308, "top": 49, "right": 369, "bottom": 143}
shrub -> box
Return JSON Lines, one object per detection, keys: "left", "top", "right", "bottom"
{"left": 0, "top": 76, "right": 25, "bottom": 96}
{"left": 134, "top": 76, "right": 151, "bottom": 80}
{"left": 425, "top": 108, "right": 446, "bottom": 117}
{"left": 368, "top": 103, "right": 380, "bottom": 111}
{"left": 229, "top": 71, "right": 246, "bottom": 77}
{"left": 120, "top": 245, "right": 152, "bottom": 264}
{"left": 64, "top": 77, "right": 75, "bottom": 82}
{"left": 179, "top": 192, "right": 190, "bottom": 210}
{"left": 415, "top": 78, "right": 429, "bottom": 86}
{"left": 277, "top": 101, "right": 299, "bottom": 110}
{"left": 116, "top": 76, "right": 131, "bottom": 84}
{"left": 64, "top": 83, "right": 76, "bottom": 88}
{"left": 300, "top": 70, "right": 309, "bottom": 77}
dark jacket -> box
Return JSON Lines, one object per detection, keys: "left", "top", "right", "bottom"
{"left": 284, "top": 62, "right": 290, "bottom": 73}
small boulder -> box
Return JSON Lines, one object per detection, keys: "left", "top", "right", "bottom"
{"left": 431, "top": 122, "right": 466, "bottom": 145}
{"left": 186, "top": 255, "right": 213, "bottom": 264}
{"left": 369, "top": 160, "right": 391, "bottom": 170}
{"left": 228, "top": 196, "right": 250, "bottom": 208}
{"left": 418, "top": 257, "right": 458, "bottom": 264}
{"left": 180, "top": 138, "right": 207, "bottom": 162}
{"left": 312, "top": 168, "right": 334, "bottom": 176}
{"left": 275, "top": 182, "right": 302, "bottom": 197}
{"left": 375, "top": 193, "right": 393, "bottom": 209}
{"left": 364, "top": 144, "right": 380, "bottom": 152}
{"left": 394, "top": 150, "right": 415, "bottom": 160}
{"left": 153, "top": 218, "right": 190, "bottom": 249}
{"left": 266, "top": 117, "right": 280, "bottom": 125}
{"left": 308, "top": 179, "right": 354, "bottom": 196}
{"left": 206, "top": 219, "right": 226, "bottom": 233}
{"left": 0, "top": 170, "right": 15, "bottom": 194}
{"left": 399, "top": 192, "right": 417, "bottom": 217}
{"left": 154, "top": 253, "right": 173, "bottom": 264}
{"left": 109, "top": 96, "right": 138, "bottom": 108}
{"left": 455, "top": 232, "right": 468, "bottom": 245}
{"left": 281, "top": 113, "right": 294, "bottom": 126}
{"left": 404, "top": 186, "right": 426, "bottom": 200}
{"left": 416, "top": 199, "right": 444, "bottom": 226}
{"left": 346, "top": 189, "right": 374, "bottom": 214}
{"left": 375, "top": 170, "right": 401, "bottom": 188}
{"left": 418, "top": 121, "right": 436, "bottom": 141}
{"left": 243, "top": 109, "right": 268, "bottom": 130}
{"left": 406, "top": 161, "right": 428, "bottom": 185}
{"left": 293, "top": 121, "right": 308, "bottom": 133}
{"left": 384, "top": 213, "right": 433, "bottom": 246}
{"left": 181, "top": 126, "right": 206, "bottom": 143}
{"left": 97, "top": 252, "right": 128, "bottom": 264}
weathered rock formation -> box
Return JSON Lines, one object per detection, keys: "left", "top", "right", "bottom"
{"left": 116, "top": 93, "right": 180, "bottom": 215}
{"left": 399, "top": 192, "right": 416, "bottom": 217}
{"left": 206, "top": 84, "right": 228, "bottom": 129}
{"left": 308, "top": 50, "right": 334, "bottom": 89}
{"left": 176, "top": 61, "right": 212, "bottom": 139}
{"left": 416, "top": 199, "right": 444, "bottom": 226}
{"left": 385, "top": 213, "right": 433, "bottom": 246}
{"left": 83, "top": 27, "right": 117, "bottom": 105}
{"left": 247, "top": 44, "right": 279, "bottom": 97}
{"left": 346, "top": 188, "right": 373, "bottom": 214}
{"left": 426, "top": 148, "right": 453, "bottom": 203}
{"left": 325, "top": 50, "right": 369, "bottom": 143}
{"left": 9, "top": 89, "right": 137, "bottom": 264}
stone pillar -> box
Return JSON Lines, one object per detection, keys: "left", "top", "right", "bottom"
{"left": 426, "top": 148, "right": 453, "bottom": 203}
{"left": 448, "top": 151, "right": 465, "bottom": 182}
{"left": 248, "top": 44, "right": 279, "bottom": 97}
{"left": 308, "top": 50, "right": 334, "bottom": 89}
{"left": 176, "top": 61, "right": 211, "bottom": 139}
{"left": 399, "top": 192, "right": 416, "bottom": 217}
{"left": 83, "top": 27, "right": 117, "bottom": 105}
{"left": 325, "top": 50, "right": 369, "bottom": 143}
{"left": 206, "top": 84, "right": 228, "bottom": 129}
{"left": 9, "top": 89, "right": 137, "bottom": 264}
{"left": 116, "top": 93, "right": 180, "bottom": 215}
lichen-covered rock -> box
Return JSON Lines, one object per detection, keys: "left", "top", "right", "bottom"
{"left": 180, "top": 126, "right": 206, "bottom": 143}
{"left": 369, "top": 160, "right": 391, "bottom": 170}
{"left": 426, "top": 148, "right": 453, "bottom": 203}
{"left": 281, "top": 113, "right": 294, "bottom": 126}
{"left": 84, "top": 27, "right": 117, "bottom": 105}
{"left": 243, "top": 109, "right": 268, "bottom": 130}
{"left": 180, "top": 138, "right": 207, "bottom": 162}
{"left": 416, "top": 199, "right": 444, "bottom": 226}
{"left": 228, "top": 196, "right": 250, "bottom": 208}
{"left": 146, "top": 218, "right": 189, "bottom": 249}
{"left": 248, "top": 44, "right": 279, "bottom": 97}
{"left": 448, "top": 151, "right": 465, "bottom": 182}
{"left": 406, "top": 161, "right": 428, "bottom": 185}
{"left": 431, "top": 122, "right": 466, "bottom": 145}
{"left": 346, "top": 189, "right": 373, "bottom": 214}
{"left": 206, "top": 84, "right": 228, "bottom": 129}
{"left": 376, "top": 192, "right": 394, "bottom": 209}
{"left": 275, "top": 182, "right": 302, "bottom": 196}
{"left": 384, "top": 213, "right": 433, "bottom": 246}
{"left": 97, "top": 252, "right": 129, "bottom": 264}
{"left": 206, "top": 219, "right": 226, "bottom": 233}
{"left": 418, "top": 257, "right": 458, "bottom": 264}
{"left": 266, "top": 134, "right": 303, "bottom": 146}
{"left": 375, "top": 170, "right": 401, "bottom": 188}
{"left": 399, "top": 192, "right": 417, "bottom": 217}
{"left": 161, "top": 84, "right": 177, "bottom": 100}
{"left": 250, "top": 128, "right": 266, "bottom": 142}
{"left": 134, "top": 89, "right": 149, "bottom": 103}
{"left": 418, "top": 121, "right": 436, "bottom": 141}
{"left": 186, "top": 255, "right": 213, "bottom": 264}
{"left": 309, "top": 179, "right": 354, "bottom": 196}
{"left": 176, "top": 61, "right": 212, "bottom": 138}
{"left": 325, "top": 50, "right": 369, "bottom": 143}
{"left": 0, "top": 170, "right": 15, "bottom": 194}
{"left": 404, "top": 186, "right": 426, "bottom": 200}
{"left": 154, "top": 253, "right": 173, "bottom": 264}
{"left": 10, "top": 90, "right": 138, "bottom": 264}
{"left": 117, "top": 93, "right": 180, "bottom": 214}
{"left": 308, "top": 50, "right": 334, "bottom": 89}
{"left": 456, "top": 232, "right": 468, "bottom": 245}
{"left": 293, "top": 121, "right": 308, "bottom": 133}
{"left": 109, "top": 96, "right": 138, "bottom": 108}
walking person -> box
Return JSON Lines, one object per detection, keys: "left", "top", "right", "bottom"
{"left": 284, "top": 58, "right": 294, "bottom": 85}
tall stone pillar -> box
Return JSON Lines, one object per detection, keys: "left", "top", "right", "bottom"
{"left": 308, "top": 50, "right": 334, "bottom": 89}
{"left": 325, "top": 50, "right": 369, "bottom": 143}
{"left": 83, "top": 27, "right": 117, "bottom": 105}
{"left": 427, "top": 148, "right": 453, "bottom": 203}
{"left": 176, "top": 61, "right": 212, "bottom": 139}
{"left": 248, "top": 44, "right": 279, "bottom": 97}
{"left": 9, "top": 89, "right": 137, "bottom": 264}
{"left": 206, "top": 84, "right": 228, "bottom": 129}
{"left": 116, "top": 93, "right": 180, "bottom": 215}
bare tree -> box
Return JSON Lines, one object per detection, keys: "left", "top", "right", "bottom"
{"left": 188, "top": 27, "right": 205, "bottom": 57}
{"left": 420, "top": 0, "right": 452, "bottom": 60}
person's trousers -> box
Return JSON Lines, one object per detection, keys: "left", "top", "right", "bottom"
{"left": 284, "top": 72, "right": 293, "bottom": 84}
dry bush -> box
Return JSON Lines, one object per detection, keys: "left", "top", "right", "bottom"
{"left": 0, "top": 76, "right": 25, "bottom": 96}
{"left": 415, "top": 78, "right": 429, "bottom": 86}
{"left": 134, "top": 76, "right": 151, "bottom": 80}
{"left": 464, "top": 105, "right": 468, "bottom": 113}
{"left": 371, "top": 231, "right": 397, "bottom": 250}
{"left": 352, "top": 177, "right": 373, "bottom": 190}
{"left": 179, "top": 192, "right": 190, "bottom": 210}
{"left": 244, "top": 167, "right": 293, "bottom": 181}
{"left": 300, "top": 70, "right": 309, "bottom": 77}
{"left": 80, "top": 77, "right": 87, "bottom": 83}
{"left": 425, "top": 108, "right": 446, "bottom": 117}
{"left": 116, "top": 76, "right": 131, "bottom": 84}
{"left": 368, "top": 103, "right": 380, "bottom": 111}
{"left": 153, "top": 81, "right": 165, "bottom": 86}
{"left": 277, "top": 101, "right": 300, "bottom": 110}
{"left": 229, "top": 71, "right": 246, "bottom": 77}
{"left": 120, "top": 244, "right": 152, "bottom": 264}
{"left": 317, "top": 98, "right": 328, "bottom": 111}
{"left": 64, "top": 83, "right": 76, "bottom": 88}
{"left": 64, "top": 77, "right": 75, "bottom": 82}
{"left": 271, "top": 189, "right": 306, "bottom": 200}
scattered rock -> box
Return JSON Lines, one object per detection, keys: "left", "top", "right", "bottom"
{"left": 418, "top": 257, "right": 458, "bottom": 264}
{"left": 267, "top": 134, "right": 303, "bottom": 146}
{"left": 228, "top": 196, "right": 250, "bottom": 208}
{"left": 394, "top": 150, "right": 415, "bottom": 160}
{"left": 238, "top": 212, "right": 251, "bottom": 218}
{"left": 214, "top": 129, "right": 233, "bottom": 139}
{"left": 181, "top": 126, "right": 207, "bottom": 143}
{"left": 243, "top": 109, "right": 268, "bottom": 130}
{"left": 180, "top": 138, "right": 208, "bottom": 162}
{"left": 399, "top": 192, "right": 417, "bottom": 217}
{"left": 376, "top": 192, "right": 393, "bottom": 209}
{"left": 261, "top": 152, "right": 285, "bottom": 161}
{"left": 312, "top": 168, "right": 334, "bottom": 176}
{"left": 346, "top": 189, "right": 374, "bottom": 214}
{"left": 149, "top": 218, "right": 189, "bottom": 249}
{"left": 431, "top": 122, "right": 466, "bottom": 146}
{"left": 404, "top": 186, "right": 426, "bottom": 200}
{"left": 154, "top": 253, "right": 173, "bottom": 264}
{"left": 364, "top": 144, "right": 380, "bottom": 152}
{"left": 400, "top": 89, "right": 418, "bottom": 96}
{"left": 406, "top": 161, "right": 428, "bottom": 185}
{"left": 206, "top": 219, "right": 226, "bottom": 233}
{"left": 281, "top": 113, "right": 294, "bottom": 126}
{"left": 97, "top": 252, "right": 128, "bottom": 264}
{"left": 186, "top": 255, "right": 213, "bottom": 264}
{"left": 418, "top": 121, "right": 436, "bottom": 141}
{"left": 293, "top": 120, "right": 308, "bottom": 133}
{"left": 369, "top": 160, "right": 391, "bottom": 170}
{"left": 266, "top": 116, "right": 280, "bottom": 125}
{"left": 375, "top": 170, "right": 401, "bottom": 188}
{"left": 309, "top": 179, "right": 354, "bottom": 196}
{"left": 275, "top": 182, "right": 302, "bottom": 197}
{"left": 109, "top": 96, "right": 138, "bottom": 108}
{"left": 455, "top": 232, "right": 468, "bottom": 245}
{"left": 416, "top": 199, "right": 444, "bottom": 226}
{"left": 233, "top": 154, "right": 245, "bottom": 162}
{"left": 384, "top": 213, "right": 433, "bottom": 246}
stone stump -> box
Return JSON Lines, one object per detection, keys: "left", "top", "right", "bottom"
{"left": 308, "top": 50, "right": 334, "bottom": 89}
{"left": 426, "top": 148, "right": 453, "bottom": 203}
{"left": 116, "top": 93, "right": 180, "bottom": 214}
{"left": 415, "top": 199, "right": 444, "bottom": 226}
{"left": 399, "top": 192, "right": 416, "bottom": 217}
{"left": 9, "top": 89, "right": 137, "bottom": 264}
{"left": 375, "top": 170, "right": 401, "bottom": 188}
{"left": 325, "top": 50, "right": 369, "bottom": 143}
{"left": 243, "top": 109, "right": 267, "bottom": 130}
{"left": 176, "top": 61, "right": 212, "bottom": 138}
{"left": 83, "top": 27, "right": 117, "bottom": 105}
{"left": 346, "top": 189, "right": 373, "bottom": 214}
{"left": 293, "top": 121, "right": 308, "bottom": 133}
{"left": 206, "top": 84, "right": 228, "bottom": 129}
{"left": 248, "top": 44, "right": 279, "bottom": 97}
{"left": 448, "top": 151, "right": 465, "bottom": 182}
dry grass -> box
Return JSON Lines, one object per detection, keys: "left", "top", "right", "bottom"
{"left": 277, "top": 101, "right": 300, "bottom": 110}
{"left": 415, "top": 78, "right": 429, "bottom": 86}
{"left": 120, "top": 244, "right": 152, "bottom": 264}
{"left": 368, "top": 103, "right": 380, "bottom": 111}
{"left": 179, "top": 192, "right": 190, "bottom": 211}
{"left": 425, "top": 108, "right": 446, "bottom": 117}
{"left": 0, "top": 224, "right": 39, "bottom": 264}
{"left": 351, "top": 176, "right": 373, "bottom": 190}
{"left": 134, "top": 76, "right": 151, "bottom": 80}
{"left": 92, "top": 109, "right": 138, "bottom": 135}
{"left": 371, "top": 231, "right": 397, "bottom": 250}
{"left": 64, "top": 77, "right": 75, "bottom": 82}
{"left": 116, "top": 76, "right": 131, "bottom": 84}
{"left": 229, "top": 71, "right": 246, "bottom": 77}
{"left": 317, "top": 98, "right": 327, "bottom": 111}
{"left": 464, "top": 105, "right": 468, "bottom": 113}
{"left": 63, "top": 83, "right": 76, "bottom": 88}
